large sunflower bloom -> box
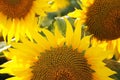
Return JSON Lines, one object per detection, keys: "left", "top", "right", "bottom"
{"left": 0, "top": 0, "right": 53, "bottom": 43}
{"left": 0, "top": 18, "right": 115, "bottom": 80}
{"left": 68, "top": 0, "right": 120, "bottom": 60}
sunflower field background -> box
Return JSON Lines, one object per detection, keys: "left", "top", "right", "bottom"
{"left": 0, "top": 0, "right": 120, "bottom": 80}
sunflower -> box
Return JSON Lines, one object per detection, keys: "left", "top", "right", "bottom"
{"left": 0, "top": 0, "right": 55, "bottom": 43}
{"left": 68, "top": 0, "right": 120, "bottom": 60}
{"left": 0, "top": 18, "right": 115, "bottom": 80}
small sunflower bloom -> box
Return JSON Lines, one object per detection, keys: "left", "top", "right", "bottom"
{"left": 68, "top": 0, "right": 120, "bottom": 60}
{"left": 0, "top": 18, "right": 115, "bottom": 80}
{"left": 0, "top": 0, "right": 54, "bottom": 43}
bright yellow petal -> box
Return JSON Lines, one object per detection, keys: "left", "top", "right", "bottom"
{"left": 85, "top": 47, "right": 109, "bottom": 61}
{"left": 21, "top": 37, "right": 44, "bottom": 53}
{"left": 78, "top": 35, "right": 91, "bottom": 52}
{"left": 42, "top": 29, "right": 57, "bottom": 48}
{"left": 54, "top": 22, "right": 65, "bottom": 46}
{"left": 64, "top": 18, "right": 73, "bottom": 46}
{"left": 6, "top": 77, "right": 23, "bottom": 80}
{"left": 71, "top": 23, "right": 81, "bottom": 49}
{"left": 68, "top": 8, "right": 83, "bottom": 18}
{"left": 81, "top": 0, "right": 94, "bottom": 7}
{"left": 31, "top": 31, "right": 50, "bottom": 50}
{"left": 116, "top": 39, "right": 120, "bottom": 53}
{"left": 10, "top": 43, "right": 39, "bottom": 57}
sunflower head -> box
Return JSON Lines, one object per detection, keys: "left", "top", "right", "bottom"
{"left": 0, "top": 18, "right": 116, "bottom": 80}
{"left": 0, "top": 0, "right": 34, "bottom": 19}
{"left": 69, "top": 0, "right": 120, "bottom": 41}
{"left": 6, "top": 0, "right": 20, "bottom": 5}
{"left": 0, "top": 0, "right": 56, "bottom": 43}
{"left": 83, "top": 0, "right": 120, "bottom": 41}
{"left": 32, "top": 46, "right": 93, "bottom": 80}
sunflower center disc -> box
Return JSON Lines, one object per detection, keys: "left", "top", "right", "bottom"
{"left": 0, "top": 0, "right": 33, "bottom": 19}
{"left": 6, "top": 0, "right": 20, "bottom": 5}
{"left": 116, "top": 18, "right": 120, "bottom": 26}
{"left": 32, "top": 46, "right": 93, "bottom": 80}
{"left": 86, "top": 0, "right": 120, "bottom": 40}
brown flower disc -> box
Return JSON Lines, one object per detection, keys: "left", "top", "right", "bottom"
{"left": 32, "top": 46, "right": 93, "bottom": 80}
{"left": 85, "top": 0, "right": 120, "bottom": 40}
{"left": 0, "top": 0, "right": 34, "bottom": 19}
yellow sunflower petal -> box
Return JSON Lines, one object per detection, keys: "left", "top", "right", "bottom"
{"left": 50, "top": 0, "right": 70, "bottom": 11}
{"left": 42, "top": 29, "right": 57, "bottom": 48}
{"left": 64, "top": 18, "right": 73, "bottom": 46}
{"left": 71, "top": 23, "right": 81, "bottom": 49}
{"left": 85, "top": 47, "right": 109, "bottom": 60}
{"left": 81, "top": 0, "right": 94, "bottom": 7}
{"left": 31, "top": 31, "right": 51, "bottom": 50}
{"left": 6, "top": 77, "right": 23, "bottom": 80}
{"left": 116, "top": 39, "right": 120, "bottom": 54}
{"left": 68, "top": 8, "right": 83, "bottom": 18}
{"left": 54, "top": 22, "right": 65, "bottom": 46}
{"left": 15, "top": 23, "right": 20, "bottom": 42}
{"left": 78, "top": 35, "right": 91, "bottom": 52}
